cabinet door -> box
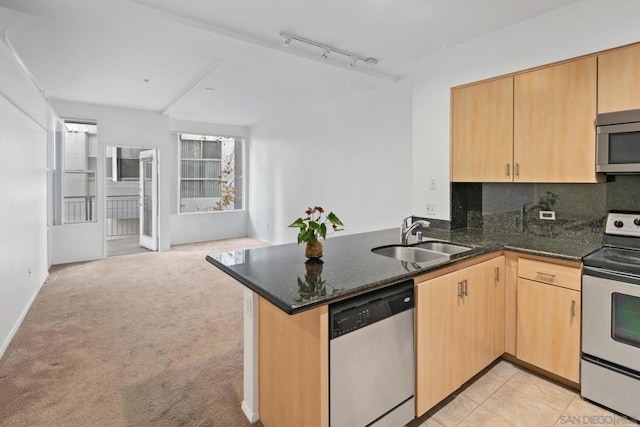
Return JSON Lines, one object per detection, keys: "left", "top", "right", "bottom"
{"left": 473, "top": 256, "right": 506, "bottom": 373}
{"left": 451, "top": 77, "right": 514, "bottom": 182}
{"left": 461, "top": 256, "right": 505, "bottom": 381}
{"left": 415, "top": 270, "right": 465, "bottom": 416}
{"left": 598, "top": 44, "right": 640, "bottom": 113}
{"left": 504, "top": 253, "right": 518, "bottom": 356}
{"left": 516, "top": 278, "right": 581, "bottom": 382}
{"left": 416, "top": 256, "right": 506, "bottom": 416}
{"left": 514, "top": 57, "right": 598, "bottom": 183}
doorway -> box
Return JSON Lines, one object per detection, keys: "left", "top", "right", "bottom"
{"left": 105, "top": 146, "right": 158, "bottom": 256}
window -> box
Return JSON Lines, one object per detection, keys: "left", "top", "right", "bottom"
{"left": 179, "top": 133, "right": 244, "bottom": 213}
{"left": 106, "top": 147, "right": 142, "bottom": 181}
{"left": 56, "top": 120, "right": 98, "bottom": 223}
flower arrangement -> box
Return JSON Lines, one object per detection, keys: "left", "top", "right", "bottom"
{"left": 289, "top": 206, "right": 344, "bottom": 244}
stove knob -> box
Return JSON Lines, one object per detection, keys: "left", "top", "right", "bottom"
{"left": 635, "top": 218, "right": 640, "bottom": 226}
{"left": 614, "top": 220, "right": 624, "bottom": 228}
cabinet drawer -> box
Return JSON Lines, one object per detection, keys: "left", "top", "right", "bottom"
{"left": 518, "top": 258, "right": 581, "bottom": 291}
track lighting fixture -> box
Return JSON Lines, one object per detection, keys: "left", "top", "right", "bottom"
{"left": 279, "top": 31, "right": 378, "bottom": 66}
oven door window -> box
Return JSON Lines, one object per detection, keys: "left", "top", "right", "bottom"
{"left": 612, "top": 292, "right": 640, "bottom": 348}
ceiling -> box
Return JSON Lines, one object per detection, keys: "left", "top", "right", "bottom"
{"left": 0, "top": 0, "right": 583, "bottom": 126}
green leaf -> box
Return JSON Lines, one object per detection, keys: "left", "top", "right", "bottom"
{"left": 289, "top": 217, "right": 305, "bottom": 228}
{"left": 302, "top": 228, "right": 316, "bottom": 242}
{"left": 319, "top": 223, "right": 327, "bottom": 240}
{"left": 327, "top": 212, "right": 344, "bottom": 226}
{"left": 309, "top": 221, "right": 319, "bottom": 230}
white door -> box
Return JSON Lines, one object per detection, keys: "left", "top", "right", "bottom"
{"left": 139, "top": 149, "right": 158, "bottom": 251}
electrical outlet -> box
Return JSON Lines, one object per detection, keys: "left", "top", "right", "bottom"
{"left": 426, "top": 204, "right": 436, "bottom": 215}
{"left": 429, "top": 179, "right": 437, "bottom": 190}
{"left": 539, "top": 211, "right": 556, "bottom": 220}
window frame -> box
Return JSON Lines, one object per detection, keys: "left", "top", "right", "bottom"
{"left": 55, "top": 118, "right": 99, "bottom": 224}
{"left": 177, "top": 132, "right": 245, "bottom": 215}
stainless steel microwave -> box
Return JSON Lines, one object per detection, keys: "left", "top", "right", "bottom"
{"left": 596, "top": 108, "right": 640, "bottom": 173}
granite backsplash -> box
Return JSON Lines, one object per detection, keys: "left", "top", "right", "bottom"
{"left": 451, "top": 175, "right": 640, "bottom": 243}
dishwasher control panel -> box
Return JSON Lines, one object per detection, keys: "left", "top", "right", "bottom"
{"left": 329, "top": 280, "right": 414, "bottom": 339}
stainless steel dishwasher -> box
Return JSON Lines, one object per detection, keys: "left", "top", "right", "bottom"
{"left": 329, "top": 280, "right": 415, "bottom": 427}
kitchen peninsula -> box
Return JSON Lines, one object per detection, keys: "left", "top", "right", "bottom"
{"left": 206, "top": 227, "right": 599, "bottom": 427}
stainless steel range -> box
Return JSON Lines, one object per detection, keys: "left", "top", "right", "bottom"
{"left": 582, "top": 211, "right": 640, "bottom": 421}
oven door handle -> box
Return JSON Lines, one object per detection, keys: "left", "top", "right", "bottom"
{"left": 583, "top": 266, "right": 640, "bottom": 286}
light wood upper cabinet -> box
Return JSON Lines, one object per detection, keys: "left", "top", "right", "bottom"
{"left": 451, "top": 50, "right": 617, "bottom": 183}
{"left": 514, "top": 57, "right": 598, "bottom": 183}
{"left": 451, "top": 77, "right": 514, "bottom": 182}
{"left": 598, "top": 44, "right": 640, "bottom": 113}
{"left": 415, "top": 255, "right": 505, "bottom": 416}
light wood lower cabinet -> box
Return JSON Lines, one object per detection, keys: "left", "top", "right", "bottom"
{"left": 415, "top": 255, "right": 505, "bottom": 416}
{"left": 258, "top": 297, "right": 328, "bottom": 427}
{"left": 515, "top": 258, "right": 581, "bottom": 383}
{"left": 504, "top": 252, "right": 518, "bottom": 356}
{"left": 255, "top": 253, "right": 581, "bottom": 426}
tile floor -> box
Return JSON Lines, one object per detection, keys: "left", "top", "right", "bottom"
{"left": 415, "top": 360, "right": 637, "bottom": 427}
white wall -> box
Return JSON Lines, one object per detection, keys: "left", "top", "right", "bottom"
{"left": 248, "top": 80, "right": 412, "bottom": 244}
{"left": 50, "top": 101, "right": 172, "bottom": 263}
{"left": 411, "top": 0, "right": 640, "bottom": 220}
{"left": 0, "top": 38, "right": 54, "bottom": 358}
{"left": 169, "top": 119, "right": 250, "bottom": 244}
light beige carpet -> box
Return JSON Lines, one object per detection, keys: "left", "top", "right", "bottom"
{"left": 0, "top": 237, "right": 268, "bottom": 427}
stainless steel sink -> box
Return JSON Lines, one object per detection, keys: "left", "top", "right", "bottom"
{"left": 371, "top": 241, "right": 472, "bottom": 264}
{"left": 371, "top": 245, "right": 449, "bottom": 264}
{"left": 415, "top": 241, "right": 472, "bottom": 255}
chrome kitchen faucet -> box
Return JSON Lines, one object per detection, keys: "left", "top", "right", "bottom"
{"left": 401, "top": 216, "right": 430, "bottom": 245}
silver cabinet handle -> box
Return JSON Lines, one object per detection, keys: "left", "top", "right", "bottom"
{"left": 458, "top": 281, "right": 463, "bottom": 299}
{"left": 571, "top": 300, "right": 576, "bottom": 317}
{"left": 515, "top": 162, "right": 520, "bottom": 178}
{"left": 536, "top": 271, "right": 556, "bottom": 281}
{"left": 505, "top": 163, "right": 510, "bottom": 177}
{"left": 463, "top": 279, "right": 468, "bottom": 297}
{"left": 495, "top": 267, "right": 500, "bottom": 283}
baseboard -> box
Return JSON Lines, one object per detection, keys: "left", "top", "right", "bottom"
{"left": 241, "top": 400, "right": 259, "bottom": 423}
{"left": 0, "top": 272, "right": 47, "bottom": 360}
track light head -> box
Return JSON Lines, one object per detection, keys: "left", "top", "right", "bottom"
{"left": 283, "top": 38, "right": 291, "bottom": 47}
{"left": 321, "top": 48, "right": 330, "bottom": 59}
{"left": 350, "top": 56, "right": 357, "bottom": 67}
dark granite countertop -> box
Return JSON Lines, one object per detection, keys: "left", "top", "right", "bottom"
{"left": 206, "top": 228, "right": 602, "bottom": 315}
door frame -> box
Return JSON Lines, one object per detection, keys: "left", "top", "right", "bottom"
{"left": 139, "top": 149, "right": 158, "bottom": 251}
